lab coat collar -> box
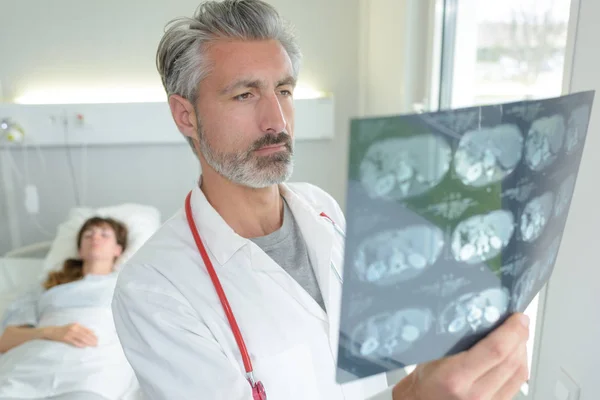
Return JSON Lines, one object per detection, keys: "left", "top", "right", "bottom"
{"left": 188, "top": 180, "right": 335, "bottom": 273}
{"left": 188, "top": 182, "right": 248, "bottom": 266}
{"left": 189, "top": 179, "right": 338, "bottom": 326}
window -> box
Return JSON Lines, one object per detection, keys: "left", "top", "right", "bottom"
{"left": 431, "top": 0, "right": 573, "bottom": 396}
{"left": 437, "top": 0, "right": 571, "bottom": 109}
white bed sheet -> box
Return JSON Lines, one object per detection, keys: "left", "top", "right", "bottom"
{"left": 0, "top": 257, "right": 143, "bottom": 400}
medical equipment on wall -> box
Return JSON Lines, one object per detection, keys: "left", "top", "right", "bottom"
{"left": 184, "top": 190, "right": 344, "bottom": 400}
{"left": 0, "top": 118, "right": 25, "bottom": 143}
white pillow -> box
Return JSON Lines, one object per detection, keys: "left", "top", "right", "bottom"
{"left": 43, "top": 203, "right": 161, "bottom": 273}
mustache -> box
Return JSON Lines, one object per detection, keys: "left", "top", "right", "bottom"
{"left": 251, "top": 131, "right": 292, "bottom": 152}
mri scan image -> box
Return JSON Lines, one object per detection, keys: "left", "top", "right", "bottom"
{"left": 454, "top": 124, "right": 523, "bottom": 187}
{"left": 350, "top": 308, "right": 434, "bottom": 360}
{"left": 359, "top": 135, "right": 452, "bottom": 200}
{"left": 354, "top": 225, "right": 445, "bottom": 285}
{"left": 339, "top": 91, "right": 594, "bottom": 382}
{"left": 520, "top": 192, "right": 554, "bottom": 242}
{"left": 524, "top": 115, "right": 566, "bottom": 171}
{"left": 451, "top": 210, "right": 515, "bottom": 264}
{"left": 439, "top": 288, "right": 510, "bottom": 335}
{"left": 566, "top": 105, "right": 591, "bottom": 154}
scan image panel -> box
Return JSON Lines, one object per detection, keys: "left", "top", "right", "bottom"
{"left": 524, "top": 114, "right": 566, "bottom": 171}
{"left": 359, "top": 135, "right": 452, "bottom": 200}
{"left": 454, "top": 124, "right": 523, "bottom": 187}
{"left": 354, "top": 225, "right": 445, "bottom": 285}
{"left": 451, "top": 210, "right": 515, "bottom": 264}
{"left": 439, "top": 288, "right": 510, "bottom": 336}
{"left": 337, "top": 91, "right": 595, "bottom": 383}
{"left": 519, "top": 192, "right": 554, "bottom": 243}
{"left": 349, "top": 308, "right": 434, "bottom": 361}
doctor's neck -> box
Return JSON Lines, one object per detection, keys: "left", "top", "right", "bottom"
{"left": 200, "top": 170, "right": 283, "bottom": 239}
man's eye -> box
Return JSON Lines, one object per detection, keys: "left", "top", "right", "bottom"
{"left": 234, "top": 92, "right": 252, "bottom": 101}
{"left": 280, "top": 90, "right": 292, "bottom": 96}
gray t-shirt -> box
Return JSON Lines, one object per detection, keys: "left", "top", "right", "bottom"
{"left": 250, "top": 199, "right": 326, "bottom": 312}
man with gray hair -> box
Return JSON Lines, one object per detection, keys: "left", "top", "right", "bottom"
{"left": 112, "top": 1, "right": 530, "bottom": 399}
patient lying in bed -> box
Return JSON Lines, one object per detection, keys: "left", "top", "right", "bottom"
{"left": 0, "top": 217, "right": 136, "bottom": 400}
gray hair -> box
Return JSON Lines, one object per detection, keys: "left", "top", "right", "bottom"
{"left": 157, "top": 0, "right": 302, "bottom": 103}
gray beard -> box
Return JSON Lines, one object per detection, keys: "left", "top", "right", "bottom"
{"left": 197, "top": 129, "right": 295, "bottom": 189}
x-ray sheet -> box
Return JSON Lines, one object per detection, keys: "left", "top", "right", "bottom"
{"left": 336, "top": 91, "right": 595, "bottom": 384}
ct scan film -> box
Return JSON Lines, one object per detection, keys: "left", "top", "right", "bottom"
{"left": 336, "top": 91, "right": 595, "bottom": 384}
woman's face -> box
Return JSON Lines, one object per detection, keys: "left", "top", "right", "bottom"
{"left": 78, "top": 223, "right": 123, "bottom": 267}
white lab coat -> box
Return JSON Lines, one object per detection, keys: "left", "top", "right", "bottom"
{"left": 112, "top": 182, "right": 395, "bottom": 400}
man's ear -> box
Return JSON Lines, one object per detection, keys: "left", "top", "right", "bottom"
{"left": 168, "top": 94, "right": 199, "bottom": 141}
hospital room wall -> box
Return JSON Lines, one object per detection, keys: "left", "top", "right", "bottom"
{"left": 0, "top": 0, "right": 362, "bottom": 255}
{"left": 531, "top": 0, "right": 600, "bottom": 398}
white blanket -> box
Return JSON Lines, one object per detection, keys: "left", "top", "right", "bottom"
{"left": 0, "top": 273, "right": 136, "bottom": 400}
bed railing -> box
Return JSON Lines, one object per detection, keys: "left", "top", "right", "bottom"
{"left": 3, "top": 241, "right": 53, "bottom": 258}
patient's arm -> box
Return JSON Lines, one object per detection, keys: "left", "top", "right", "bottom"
{"left": 0, "top": 323, "right": 98, "bottom": 353}
{"left": 0, "top": 325, "right": 47, "bottom": 353}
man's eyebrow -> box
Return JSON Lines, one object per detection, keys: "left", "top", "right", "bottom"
{"left": 277, "top": 76, "right": 297, "bottom": 87}
{"left": 219, "top": 76, "right": 297, "bottom": 95}
{"left": 219, "top": 79, "right": 263, "bottom": 95}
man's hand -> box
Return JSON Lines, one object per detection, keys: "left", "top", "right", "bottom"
{"left": 392, "top": 313, "right": 530, "bottom": 400}
{"left": 44, "top": 323, "right": 99, "bottom": 348}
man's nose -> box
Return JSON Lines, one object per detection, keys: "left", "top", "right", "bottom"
{"left": 258, "top": 94, "right": 287, "bottom": 134}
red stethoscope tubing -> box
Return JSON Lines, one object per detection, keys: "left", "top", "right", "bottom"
{"left": 184, "top": 190, "right": 339, "bottom": 399}
{"left": 185, "top": 191, "right": 254, "bottom": 374}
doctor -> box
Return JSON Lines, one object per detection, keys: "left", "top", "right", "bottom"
{"left": 112, "top": 0, "right": 530, "bottom": 399}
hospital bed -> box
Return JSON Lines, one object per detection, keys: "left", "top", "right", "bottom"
{"left": 1, "top": 203, "right": 162, "bottom": 400}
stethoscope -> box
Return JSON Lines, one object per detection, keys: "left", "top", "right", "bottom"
{"left": 184, "top": 191, "right": 344, "bottom": 400}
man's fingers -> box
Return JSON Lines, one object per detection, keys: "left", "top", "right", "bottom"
{"left": 469, "top": 343, "right": 528, "bottom": 398}
{"left": 491, "top": 354, "right": 529, "bottom": 400}
{"left": 459, "top": 313, "right": 529, "bottom": 378}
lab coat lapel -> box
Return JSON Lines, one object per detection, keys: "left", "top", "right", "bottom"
{"left": 327, "top": 223, "right": 345, "bottom": 357}
{"left": 280, "top": 187, "right": 336, "bottom": 323}
{"left": 250, "top": 244, "right": 327, "bottom": 322}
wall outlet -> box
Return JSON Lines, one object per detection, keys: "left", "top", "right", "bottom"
{"left": 554, "top": 368, "right": 580, "bottom": 400}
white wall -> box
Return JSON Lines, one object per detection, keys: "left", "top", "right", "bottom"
{"left": 359, "top": 0, "right": 433, "bottom": 116}
{"left": 531, "top": 0, "right": 600, "bottom": 399}
{"left": 0, "top": 0, "right": 361, "bottom": 254}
